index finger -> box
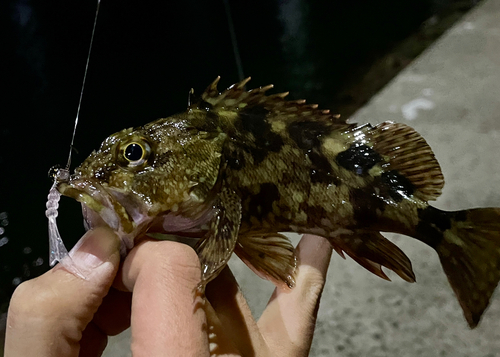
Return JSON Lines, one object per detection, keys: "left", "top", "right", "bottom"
{"left": 118, "top": 240, "right": 209, "bottom": 357}
{"left": 258, "top": 234, "right": 333, "bottom": 356}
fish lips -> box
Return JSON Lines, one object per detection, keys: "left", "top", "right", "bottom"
{"left": 56, "top": 177, "right": 214, "bottom": 253}
{"left": 56, "top": 178, "right": 148, "bottom": 251}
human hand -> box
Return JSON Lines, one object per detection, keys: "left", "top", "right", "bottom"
{"left": 4, "top": 227, "right": 333, "bottom": 356}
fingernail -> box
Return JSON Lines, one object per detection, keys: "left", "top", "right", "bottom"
{"left": 69, "top": 227, "right": 120, "bottom": 272}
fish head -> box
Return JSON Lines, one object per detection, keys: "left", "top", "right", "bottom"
{"left": 56, "top": 114, "right": 226, "bottom": 250}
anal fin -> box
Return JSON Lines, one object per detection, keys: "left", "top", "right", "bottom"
{"left": 234, "top": 233, "right": 298, "bottom": 289}
{"left": 332, "top": 231, "right": 416, "bottom": 283}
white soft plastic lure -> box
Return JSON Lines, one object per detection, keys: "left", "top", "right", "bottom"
{"left": 46, "top": 0, "right": 101, "bottom": 278}
{"left": 46, "top": 168, "right": 84, "bottom": 277}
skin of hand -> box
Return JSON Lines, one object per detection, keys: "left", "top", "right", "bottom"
{"left": 4, "top": 227, "right": 333, "bottom": 357}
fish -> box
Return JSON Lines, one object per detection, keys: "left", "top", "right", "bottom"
{"left": 51, "top": 77, "right": 500, "bottom": 328}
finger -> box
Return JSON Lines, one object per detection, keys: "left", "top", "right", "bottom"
{"left": 78, "top": 289, "right": 132, "bottom": 357}
{"left": 258, "top": 234, "right": 333, "bottom": 357}
{"left": 78, "top": 322, "right": 108, "bottom": 357}
{"left": 205, "top": 267, "right": 270, "bottom": 356}
{"left": 90, "top": 288, "right": 132, "bottom": 336}
{"left": 118, "top": 240, "right": 210, "bottom": 357}
{"left": 203, "top": 296, "right": 242, "bottom": 356}
{"left": 5, "top": 227, "right": 121, "bottom": 357}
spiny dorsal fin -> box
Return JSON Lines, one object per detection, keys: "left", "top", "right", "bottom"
{"left": 372, "top": 121, "right": 444, "bottom": 201}
{"left": 234, "top": 232, "right": 297, "bottom": 289}
{"left": 191, "top": 77, "right": 350, "bottom": 129}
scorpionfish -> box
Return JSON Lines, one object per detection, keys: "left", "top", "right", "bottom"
{"left": 54, "top": 77, "right": 500, "bottom": 328}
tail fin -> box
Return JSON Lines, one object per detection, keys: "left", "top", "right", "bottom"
{"left": 417, "top": 206, "right": 500, "bottom": 328}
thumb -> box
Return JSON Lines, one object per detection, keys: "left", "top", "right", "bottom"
{"left": 66, "top": 226, "right": 121, "bottom": 279}
{"left": 5, "top": 227, "right": 121, "bottom": 357}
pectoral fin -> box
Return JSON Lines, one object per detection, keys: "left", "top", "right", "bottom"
{"left": 195, "top": 186, "right": 242, "bottom": 285}
{"left": 234, "top": 233, "right": 298, "bottom": 289}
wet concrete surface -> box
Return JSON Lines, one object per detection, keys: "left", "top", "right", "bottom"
{"left": 103, "top": 0, "right": 500, "bottom": 355}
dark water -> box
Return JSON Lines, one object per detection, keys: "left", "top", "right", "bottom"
{"left": 0, "top": 0, "right": 476, "bottom": 341}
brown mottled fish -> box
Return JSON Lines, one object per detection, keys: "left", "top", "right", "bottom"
{"left": 51, "top": 77, "right": 500, "bottom": 328}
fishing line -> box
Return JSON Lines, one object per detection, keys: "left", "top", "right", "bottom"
{"left": 223, "top": 0, "right": 245, "bottom": 82}
{"left": 66, "top": 0, "right": 101, "bottom": 169}
{"left": 46, "top": 0, "right": 102, "bottom": 278}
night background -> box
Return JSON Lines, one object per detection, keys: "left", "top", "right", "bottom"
{"left": 0, "top": 0, "right": 479, "bottom": 351}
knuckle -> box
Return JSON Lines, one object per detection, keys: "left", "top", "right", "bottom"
{"left": 9, "top": 279, "right": 41, "bottom": 315}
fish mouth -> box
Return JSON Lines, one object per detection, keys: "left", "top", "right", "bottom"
{"left": 57, "top": 176, "right": 215, "bottom": 252}
{"left": 57, "top": 177, "right": 146, "bottom": 250}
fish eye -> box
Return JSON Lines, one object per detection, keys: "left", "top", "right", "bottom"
{"left": 125, "top": 143, "right": 143, "bottom": 161}
{"left": 122, "top": 140, "right": 151, "bottom": 167}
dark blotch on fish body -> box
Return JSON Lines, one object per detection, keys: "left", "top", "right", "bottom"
{"left": 350, "top": 186, "right": 385, "bottom": 226}
{"left": 309, "top": 151, "right": 340, "bottom": 185}
{"left": 415, "top": 207, "right": 469, "bottom": 248}
{"left": 240, "top": 105, "right": 270, "bottom": 137}
{"left": 238, "top": 106, "right": 284, "bottom": 165}
{"left": 337, "top": 143, "right": 383, "bottom": 175}
{"left": 287, "top": 121, "right": 331, "bottom": 150}
{"left": 300, "top": 202, "right": 329, "bottom": 229}
{"left": 224, "top": 143, "right": 247, "bottom": 170}
{"left": 380, "top": 170, "right": 415, "bottom": 202}
{"left": 415, "top": 206, "right": 449, "bottom": 248}
{"left": 226, "top": 156, "right": 245, "bottom": 170}
{"left": 247, "top": 183, "right": 280, "bottom": 221}
{"left": 287, "top": 121, "right": 339, "bottom": 184}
